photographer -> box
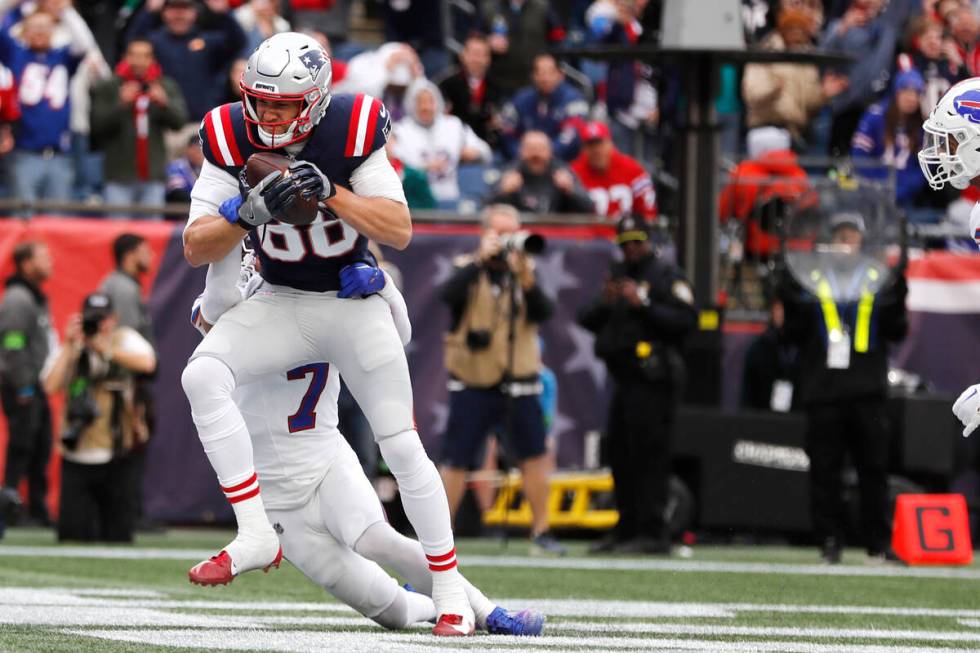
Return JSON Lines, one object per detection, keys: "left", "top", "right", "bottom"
{"left": 578, "top": 216, "right": 697, "bottom": 555}
{"left": 43, "top": 294, "right": 156, "bottom": 543}
{"left": 438, "top": 204, "right": 566, "bottom": 556}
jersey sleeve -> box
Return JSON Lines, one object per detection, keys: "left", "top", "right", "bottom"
{"left": 629, "top": 165, "right": 657, "bottom": 220}
{"left": 187, "top": 159, "right": 239, "bottom": 234}
{"left": 850, "top": 108, "right": 882, "bottom": 157}
{"left": 343, "top": 94, "right": 391, "bottom": 161}
{"left": 350, "top": 147, "right": 407, "bottom": 204}
{"left": 199, "top": 103, "right": 247, "bottom": 176}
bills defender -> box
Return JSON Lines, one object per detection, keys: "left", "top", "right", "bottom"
{"left": 188, "top": 252, "right": 544, "bottom": 636}
{"left": 181, "top": 32, "right": 474, "bottom": 634}
{"left": 918, "top": 78, "right": 980, "bottom": 436}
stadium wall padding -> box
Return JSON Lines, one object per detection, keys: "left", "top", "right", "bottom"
{"left": 0, "top": 218, "right": 975, "bottom": 523}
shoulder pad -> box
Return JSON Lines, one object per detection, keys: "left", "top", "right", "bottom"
{"left": 199, "top": 103, "right": 249, "bottom": 174}
{"left": 337, "top": 93, "right": 391, "bottom": 158}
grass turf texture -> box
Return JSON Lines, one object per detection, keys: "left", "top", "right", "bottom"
{"left": 2, "top": 528, "right": 980, "bottom": 652}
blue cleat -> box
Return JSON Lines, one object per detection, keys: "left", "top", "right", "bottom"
{"left": 485, "top": 606, "right": 545, "bottom": 636}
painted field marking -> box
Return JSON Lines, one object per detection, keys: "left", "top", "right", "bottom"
{"left": 64, "top": 628, "right": 965, "bottom": 653}
{"left": 2, "top": 545, "right": 979, "bottom": 580}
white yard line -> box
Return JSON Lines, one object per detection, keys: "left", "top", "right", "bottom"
{"left": 2, "top": 545, "right": 979, "bottom": 579}
{"left": 63, "top": 629, "right": 964, "bottom": 653}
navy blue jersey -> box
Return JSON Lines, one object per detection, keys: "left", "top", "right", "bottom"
{"left": 0, "top": 9, "right": 82, "bottom": 152}
{"left": 199, "top": 94, "right": 392, "bottom": 292}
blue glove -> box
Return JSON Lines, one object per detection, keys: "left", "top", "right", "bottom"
{"left": 219, "top": 195, "right": 243, "bottom": 224}
{"left": 339, "top": 263, "right": 385, "bottom": 298}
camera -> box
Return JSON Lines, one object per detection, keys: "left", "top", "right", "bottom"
{"left": 61, "top": 380, "right": 99, "bottom": 451}
{"left": 81, "top": 293, "right": 113, "bottom": 337}
{"left": 499, "top": 231, "right": 546, "bottom": 255}
{"left": 466, "top": 329, "right": 492, "bottom": 351}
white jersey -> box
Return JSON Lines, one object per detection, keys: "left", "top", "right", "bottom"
{"left": 233, "top": 362, "right": 345, "bottom": 511}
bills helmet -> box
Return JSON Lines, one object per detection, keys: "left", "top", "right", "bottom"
{"left": 240, "top": 32, "right": 332, "bottom": 149}
{"left": 919, "top": 77, "right": 980, "bottom": 191}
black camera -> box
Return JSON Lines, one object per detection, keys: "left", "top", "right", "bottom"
{"left": 81, "top": 293, "right": 113, "bottom": 337}
{"left": 61, "top": 380, "right": 99, "bottom": 451}
{"left": 466, "top": 329, "right": 492, "bottom": 351}
{"left": 498, "top": 231, "right": 546, "bottom": 255}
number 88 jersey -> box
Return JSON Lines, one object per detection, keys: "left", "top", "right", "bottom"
{"left": 197, "top": 93, "right": 396, "bottom": 292}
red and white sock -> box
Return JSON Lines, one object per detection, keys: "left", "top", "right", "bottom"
{"left": 220, "top": 471, "right": 272, "bottom": 535}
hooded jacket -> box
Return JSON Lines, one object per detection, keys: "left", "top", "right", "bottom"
{"left": 392, "top": 79, "right": 492, "bottom": 203}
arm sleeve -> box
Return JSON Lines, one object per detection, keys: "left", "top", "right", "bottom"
{"left": 462, "top": 124, "right": 493, "bottom": 163}
{"left": 349, "top": 147, "right": 408, "bottom": 204}
{"left": 439, "top": 262, "right": 480, "bottom": 329}
{"left": 187, "top": 158, "right": 240, "bottom": 235}
{"left": 89, "top": 80, "right": 128, "bottom": 140}
{"left": 524, "top": 284, "right": 554, "bottom": 323}
{"left": 577, "top": 296, "right": 611, "bottom": 333}
{"left": 0, "top": 293, "right": 38, "bottom": 390}
{"left": 637, "top": 276, "right": 698, "bottom": 337}
{"left": 62, "top": 6, "right": 98, "bottom": 59}
{"left": 210, "top": 12, "right": 247, "bottom": 62}
{"left": 378, "top": 270, "right": 412, "bottom": 346}
{"left": 200, "top": 247, "right": 244, "bottom": 325}
{"left": 632, "top": 171, "right": 657, "bottom": 219}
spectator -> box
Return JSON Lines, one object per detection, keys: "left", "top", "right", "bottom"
{"left": 90, "top": 38, "right": 189, "bottom": 211}
{"left": 43, "top": 293, "right": 156, "bottom": 543}
{"left": 481, "top": 0, "right": 566, "bottom": 95}
{"left": 333, "top": 42, "right": 423, "bottom": 121}
{"left": 742, "top": 8, "right": 829, "bottom": 148}
{"left": 499, "top": 53, "right": 588, "bottom": 162}
{"left": 383, "top": 0, "right": 446, "bottom": 77}
{"left": 393, "top": 79, "right": 492, "bottom": 206}
{"left": 850, "top": 69, "right": 926, "bottom": 209}
{"left": 224, "top": 57, "right": 246, "bottom": 104}
{"left": 896, "top": 16, "right": 967, "bottom": 116}
{"left": 385, "top": 133, "right": 436, "bottom": 210}
{"left": 741, "top": 296, "right": 801, "bottom": 412}
{"left": 0, "top": 7, "right": 88, "bottom": 203}
{"left": 127, "top": 0, "right": 246, "bottom": 151}
{"left": 577, "top": 215, "right": 697, "bottom": 554}
{"left": 436, "top": 35, "right": 503, "bottom": 150}
{"left": 946, "top": 5, "right": 980, "bottom": 76}
{"left": 165, "top": 133, "right": 203, "bottom": 202}
{"left": 719, "top": 127, "right": 810, "bottom": 262}
{"left": 234, "top": 0, "right": 290, "bottom": 57}
{"left": 570, "top": 120, "right": 657, "bottom": 222}
{"left": 439, "top": 203, "right": 565, "bottom": 557}
{"left": 100, "top": 234, "right": 157, "bottom": 532}
{"left": 489, "top": 130, "right": 594, "bottom": 214}
{"left": 819, "top": 0, "right": 913, "bottom": 156}
{"left": 779, "top": 212, "right": 908, "bottom": 564}
{"left": 586, "top": 0, "right": 659, "bottom": 158}
{"left": 0, "top": 242, "right": 53, "bottom": 527}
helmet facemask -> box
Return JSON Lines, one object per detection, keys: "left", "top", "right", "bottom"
{"left": 241, "top": 84, "right": 325, "bottom": 149}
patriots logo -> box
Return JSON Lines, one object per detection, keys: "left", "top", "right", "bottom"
{"left": 954, "top": 90, "right": 980, "bottom": 124}
{"left": 299, "top": 50, "right": 328, "bottom": 79}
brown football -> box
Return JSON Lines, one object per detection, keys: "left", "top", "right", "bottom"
{"left": 245, "top": 152, "right": 320, "bottom": 226}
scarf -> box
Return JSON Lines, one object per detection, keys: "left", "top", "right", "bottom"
{"left": 115, "top": 61, "right": 162, "bottom": 181}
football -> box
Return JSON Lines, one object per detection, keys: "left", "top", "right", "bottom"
{"left": 245, "top": 152, "right": 320, "bottom": 226}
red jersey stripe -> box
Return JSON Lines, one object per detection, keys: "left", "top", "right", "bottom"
{"left": 203, "top": 112, "right": 225, "bottom": 166}
{"left": 219, "top": 104, "right": 244, "bottom": 166}
{"left": 361, "top": 98, "right": 381, "bottom": 155}
{"left": 345, "top": 94, "right": 364, "bottom": 157}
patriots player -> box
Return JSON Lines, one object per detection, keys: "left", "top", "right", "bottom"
{"left": 189, "top": 250, "right": 544, "bottom": 637}
{"left": 181, "top": 32, "right": 474, "bottom": 635}
{"left": 918, "top": 79, "right": 980, "bottom": 437}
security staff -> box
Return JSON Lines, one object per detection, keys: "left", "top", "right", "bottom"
{"left": 0, "top": 242, "right": 54, "bottom": 526}
{"left": 578, "top": 216, "right": 697, "bottom": 554}
{"left": 779, "top": 212, "right": 908, "bottom": 564}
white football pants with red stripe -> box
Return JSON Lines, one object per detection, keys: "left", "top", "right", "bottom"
{"left": 184, "top": 286, "right": 470, "bottom": 620}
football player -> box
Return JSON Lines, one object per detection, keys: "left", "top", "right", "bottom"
{"left": 188, "top": 252, "right": 544, "bottom": 637}
{"left": 918, "top": 78, "right": 980, "bottom": 437}
{"left": 181, "top": 32, "right": 474, "bottom": 635}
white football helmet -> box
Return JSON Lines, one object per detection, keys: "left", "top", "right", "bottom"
{"left": 919, "top": 77, "right": 980, "bottom": 191}
{"left": 240, "top": 32, "right": 332, "bottom": 149}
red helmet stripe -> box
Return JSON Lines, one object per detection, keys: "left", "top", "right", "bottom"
{"left": 361, "top": 97, "right": 382, "bottom": 155}
{"left": 219, "top": 104, "right": 244, "bottom": 166}
{"left": 203, "top": 110, "right": 227, "bottom": 166}
{"left": 344, "top": 94, "right": 365, "bottom": 157}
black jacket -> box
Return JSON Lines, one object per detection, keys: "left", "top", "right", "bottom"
{"left": 435, "top": 68, "right": 503, "bottom": 149}
{"left": 489, "top": 160, "right": 593, "bottom": 214}
{"left": 779, "top": 267, "right": 908, "bottom": 405}
{"left": 0, "top": 276, "right": 50, "bottom": 392}
{"left": 578, "top": 253, "right": 697, "bottom": 387}
{"left": 740, "top": 323, "right": 801, "bottom": 411}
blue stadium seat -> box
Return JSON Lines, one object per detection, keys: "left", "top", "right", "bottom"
{"left": 458, "top": 163, "right": 498, "bottom": 203}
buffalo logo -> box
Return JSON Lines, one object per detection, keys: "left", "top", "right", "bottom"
{"left": 299, "top": 50, "right": 328, "bottom": 79}
{"left": 954, "top": 90, "right": 980, "bottom": 124}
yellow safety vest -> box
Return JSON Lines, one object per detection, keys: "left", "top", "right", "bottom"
{"left": 810, "top": 267, "right": 878, "bottom": 354}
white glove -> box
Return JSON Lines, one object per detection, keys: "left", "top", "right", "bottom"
{"left": 378, "top": 270, "right": 412, "bottom": 346}
{"left": 952, "top": 383, "right": 980, "bottom": 437}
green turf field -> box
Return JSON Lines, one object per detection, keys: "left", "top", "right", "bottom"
{"left": 2, "top": 527, "right": 980, "bottom": 652}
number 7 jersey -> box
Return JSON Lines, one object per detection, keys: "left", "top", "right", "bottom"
{"left": 199, "top": 94, "right": 393, "bottom": 292}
